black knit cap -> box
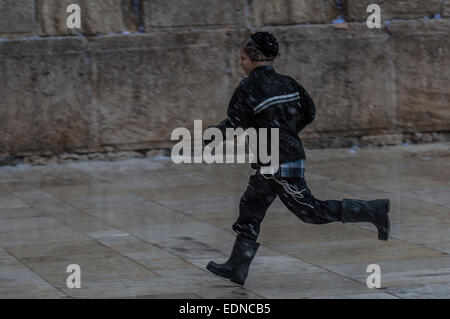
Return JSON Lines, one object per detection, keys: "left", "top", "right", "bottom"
{"left": 249, "top": 31, "right": 279, "bottom": 60}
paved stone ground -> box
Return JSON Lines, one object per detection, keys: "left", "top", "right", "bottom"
{"left": 0, "top": 143, "right": 449, "bottom": 299}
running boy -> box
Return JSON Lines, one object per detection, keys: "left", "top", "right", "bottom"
{"left": 205, "top": 32, "right": 390, "bottom": 286}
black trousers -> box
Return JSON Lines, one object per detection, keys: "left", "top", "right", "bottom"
{"left": 232, "top": 173, "right": 343, "bottom": 241}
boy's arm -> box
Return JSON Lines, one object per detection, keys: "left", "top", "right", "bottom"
{"left": 205, "top": 84, "right": 254, "bottom": 144}
{"left": 295, "top": 83, "right": 316, "bottom": 132}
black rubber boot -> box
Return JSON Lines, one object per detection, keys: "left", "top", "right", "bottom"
{"left": 342, "top": 199, "right": 390, "bottom": 241}
{"left": 206, "top": 235, "right": 260, "bottom": 285}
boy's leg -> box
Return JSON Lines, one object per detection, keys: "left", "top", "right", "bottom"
{"left": 232, "top": 174, "right": 277, "bottom": 241}
{"left": 273, "top": 177, "right": 343, "bottom": 224}
{"left": 273, "top": 176, "right": 390, "bottom": 240}
{"left": 206, "top": 174, "right": 277, "bottom": 285}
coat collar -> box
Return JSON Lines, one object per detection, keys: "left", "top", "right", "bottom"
{"left": 250, "top": 65, "right": 275, "bottom": 77}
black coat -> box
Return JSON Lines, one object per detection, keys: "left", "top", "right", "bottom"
{"left": 212, "top": 65, "right": 316, "bottom": 167}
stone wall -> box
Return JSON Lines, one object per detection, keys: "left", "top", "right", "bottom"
{"left": 0, "top": 0, "right": 449, "bottom": 159}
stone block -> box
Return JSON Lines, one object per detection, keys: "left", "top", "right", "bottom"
{"left": 143, "top": 0, "right": 246, "bottom": 29}
{"left": 0, "top": 37, "right": 97, "bottom": 155}
{"left": 268, "top": 24, "right": 396, "bottom": 134}
{"left": 89, "top": 30, "right": 235, "bottom": 147}
{"left": 252, "top": 0, "right": 339, "bottom": 26}
{"left": 360, "top": 134, "right": 403, "bottom": 146}
{"left": 37, "top": 0, "right": 137, "bottom": 36}
{"left": 443, "top": 0, "right": 450, "bottom": 18}
{"left": 389, "top": 20, "right": 450, "bottom": 131}
{"left": 342, "top": 0, "right": 440, "bottom": 21}
{"left": 0, "top": 0, "right": 35, "bottom": 37}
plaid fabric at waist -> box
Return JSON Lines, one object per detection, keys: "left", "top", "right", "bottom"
{"left": 257, "top": 159, "right": 305, "bottom": 178}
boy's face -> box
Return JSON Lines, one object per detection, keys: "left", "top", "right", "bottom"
{"left": 240, "top": 46, "right": 257, "bottom": 76}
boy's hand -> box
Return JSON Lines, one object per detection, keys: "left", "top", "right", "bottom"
{"left": 203, "top": 125, "right": 217, "bottom": 147}
{"left": 203, "top": 138, "right": 213, "bottom": 147}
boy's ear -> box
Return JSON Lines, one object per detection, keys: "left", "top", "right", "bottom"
{"left": 243, "top": 27, "right": 254, "bottom": 36}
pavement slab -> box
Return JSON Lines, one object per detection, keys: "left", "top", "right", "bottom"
{"left": 0, "top": 142, "right": 448, "bottom": 298}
